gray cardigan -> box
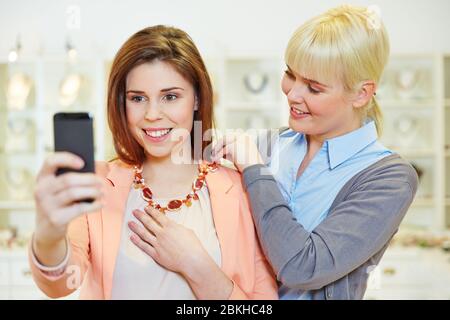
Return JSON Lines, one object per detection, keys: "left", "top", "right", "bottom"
{"left": 243, "top": 154, "right": 418, "bottom": 300}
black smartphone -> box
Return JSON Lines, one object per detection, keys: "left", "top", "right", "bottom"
{"left": 53, "top": 112, "right": 95, "bottom": 202}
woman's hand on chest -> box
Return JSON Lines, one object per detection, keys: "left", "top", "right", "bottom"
{"left": 127, "top": 206, "right": 209, "bottom": 274}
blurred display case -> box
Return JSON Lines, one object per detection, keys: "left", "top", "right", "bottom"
{"left": 0, "top": 57, "right": 108, "bottom": 299}
{"left": 445, "top": 55, "right": 450, "bottom": 229}
{"left": 378, "top": 54, "right": 449, "bottom": 231}
{"left": 206, "top": 56, "right": 289, "bottom": 131}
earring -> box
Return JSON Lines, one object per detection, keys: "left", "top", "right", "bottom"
{"left": 194, "top": 98, "right": 199, "bottom": 111}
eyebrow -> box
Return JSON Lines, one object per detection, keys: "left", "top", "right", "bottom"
{"left": 286, "top": 65, "right": 329, "bottom": 88}
{"left": 126, "top": 87, "right": 185, "bottom": 95}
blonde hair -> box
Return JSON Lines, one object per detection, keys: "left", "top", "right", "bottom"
{"left": 285, "top": 4, "right": 390, "bottom": 136}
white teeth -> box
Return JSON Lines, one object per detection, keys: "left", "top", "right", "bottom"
{"left": 291, "top": 107, "right": 309, "bottom": 115}
{"left": 145, "top": 129, "right": 171, "bottom": 138}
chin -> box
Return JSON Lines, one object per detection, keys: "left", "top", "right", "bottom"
{"left": 288, "top": 118, "right": 307, "bottom": 134}
{"left": 143, "top": 145, "right": 175, "bottom": 159}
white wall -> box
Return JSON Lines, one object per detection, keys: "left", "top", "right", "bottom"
{"left": 0, "top": 0, "right": 449, "bottom": 60}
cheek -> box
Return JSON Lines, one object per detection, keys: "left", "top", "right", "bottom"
{"left": 125, "top": 104, "right": 143, "bottom": 125}
{"left": 304, "top": 95, "right": 328, "bottom": 116}
{"left": 125, "top": 105, "right": 146, "bottom": 141}
{"left": 281, "top": 76, "right": 292, "bottom": 96}
{"left": 166, "top": 103, "right": 195, "bottom": 129}
{"left": 308, "top": 95, "right": 349, "bottom": 119}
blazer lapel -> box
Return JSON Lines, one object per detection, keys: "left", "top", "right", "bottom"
{"left": 101, "top": 161, "right": 134, "bottom": 299}
{"left": 205, "top": 165, "right": 240, "bottom": 277}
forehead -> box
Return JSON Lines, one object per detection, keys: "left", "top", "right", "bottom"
{"left": 285, "top": 38, "right": 346, "bottom": 88}
{"left": 126, "top": 60, "right": 192, "bottom": 90}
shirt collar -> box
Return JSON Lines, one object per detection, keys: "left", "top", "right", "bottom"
{"left": 326, "top": 121, "right": 378, "bottom": 170}
{"left": 279, "top": 128, "right": 298, "bottom": 138}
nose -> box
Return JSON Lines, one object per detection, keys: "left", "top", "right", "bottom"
{"left": 286, "top": 82, "right": 307, "bottom": 104}
{"left": 144, "top": 100, "right": 163, "bottom": 121}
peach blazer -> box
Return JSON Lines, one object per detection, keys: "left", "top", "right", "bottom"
{"left": 29, "top": 160, "right": 278, "bottom": 300}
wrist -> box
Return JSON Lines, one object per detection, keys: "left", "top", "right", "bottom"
{"left": 180, "top": 250, "right": 212, "bottom": 283}
{"left": 33, "top": 231, "right": 67, "bottom": 264}
{"left": 181, "top": 253, "right": 234, "bottom": 300}
{"left": 34, "top": 223, "right": 66, "bottom": 247}
{"left": 34, "top": 233, "right": 65, "bottom": 249}
{"left": 31, "top": 234, "right": 70, "bottom": 276}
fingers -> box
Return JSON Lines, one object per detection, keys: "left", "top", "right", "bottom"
{"left": 145, "top": 206, "right": 169, "bottom": 227}
{"left": 38, "top": 172, "right": 103, "bottom": 197}
{"left": 128, "top": 208, "right": 166, "bottom": 262}
{"left": 211, "top": 134, "right": 236, "bottom": 161}
{"left": 53, "top": 186, "right": 104, "bottom": 208}
{"left": 37, "top": 152, "right": 85, "bottom": 181}
{"left": 130, "top": 233, "right": 157, "bottom": 259}
{"left": 128, "top": 221, "right": 157, "bottom": 246}
{"left": 34, "top": 173, "right": 104, "bottom": 215}
{"left": 133, "top": 209, "right": 163, "bottom": 234}
{"left": 56, "top": 199, "right": 104, "bottom": 225}
{"left": 211, "top": 136, "right": 224, "bottom": 158}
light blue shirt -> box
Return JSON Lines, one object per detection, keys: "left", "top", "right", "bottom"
{"left": 266, "top": 121, "right": 392, "bottom": 300}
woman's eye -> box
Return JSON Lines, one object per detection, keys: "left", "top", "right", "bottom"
{"left": 163, "top": 94, "right": 178, "bottom": 101}
{"left": 308, "top": 84, "right": 321, "bottom": 94}
{"left": 131, "top": 95, "right": 146, "bottom": 103}
{"left": 284, "top": 70, "right": 295, "bottom": 79}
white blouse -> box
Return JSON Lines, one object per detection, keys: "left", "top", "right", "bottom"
{"left": 110, "top": 184, "right": 222, "bottom": 300}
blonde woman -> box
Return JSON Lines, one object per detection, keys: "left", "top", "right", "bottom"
{"left": 212, "top": 5, "right": 418, "bottom": 299}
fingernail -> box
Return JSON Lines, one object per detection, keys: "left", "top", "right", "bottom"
{"left": 76, "top": 159, "right": 85, "bottom": 168}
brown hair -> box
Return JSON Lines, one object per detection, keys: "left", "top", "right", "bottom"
{"left": 107, "top": 25, "right": 214, "bottom": 165}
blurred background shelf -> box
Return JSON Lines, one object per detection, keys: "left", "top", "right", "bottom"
{"left": 0, "top": 201, "right": 34, "bottom": 210}
{"left": 411, "top": 198, "right": 435, "bottom": 207}
{"left": 389, "top": 148, "right": 435, "bottom": 158}
{"left": 378, "top": 100, "right": 436, "bottom": 109}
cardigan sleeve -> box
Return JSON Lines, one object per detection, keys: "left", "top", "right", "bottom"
{"left": 242, "top": 160, "right": 418, "bottom": 291}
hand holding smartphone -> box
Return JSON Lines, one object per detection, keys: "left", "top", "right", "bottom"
{"left": 53, "top": 112, "right": 95, "bottom": 202}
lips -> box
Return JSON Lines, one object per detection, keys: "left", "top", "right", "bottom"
{"left": 290, "top": 106, "right": 310, "bottom": 115}
{"left": 143, "top": 128, "right": 173, "bottom": 138}
{"left": 289, "top": 105, "right": 311, "bottom": 120}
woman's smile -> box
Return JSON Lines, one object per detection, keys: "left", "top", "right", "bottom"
{"left": 290, "top": 106, "right": 311, "bottom": 119}
{"left": 142, "top": 127, "right": 173, "bottom": 143}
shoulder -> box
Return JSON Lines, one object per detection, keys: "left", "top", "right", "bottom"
{"left": 347, "top": 154, "right": 419, "bottom": 194}
{"left": 205, "top": 162, "right": 248, "bottom": 198}
{"left": 214, "top": 161, "right": 245, "bottom": 187}
{"left": 94, "top": 158, "right": 134, "bottom": 178}
{"left": 218, "top": 161, "right": 240, "bottom": 177}
{"left": 94, "top": 161, "right": 109, "bottom": 177}
{"left": 329, "top": 154, "right": 420, "bottom": 215}
{"left": 361, "top": 154, "right": 418, "bottom": 183}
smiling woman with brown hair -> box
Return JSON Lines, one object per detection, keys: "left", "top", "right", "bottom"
{"left": 28, "top": 25, "right": 277, "bottom": 300}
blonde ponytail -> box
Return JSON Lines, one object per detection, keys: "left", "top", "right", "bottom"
{"left": 367, "top": 96, "right": 383, "bottom": 136}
